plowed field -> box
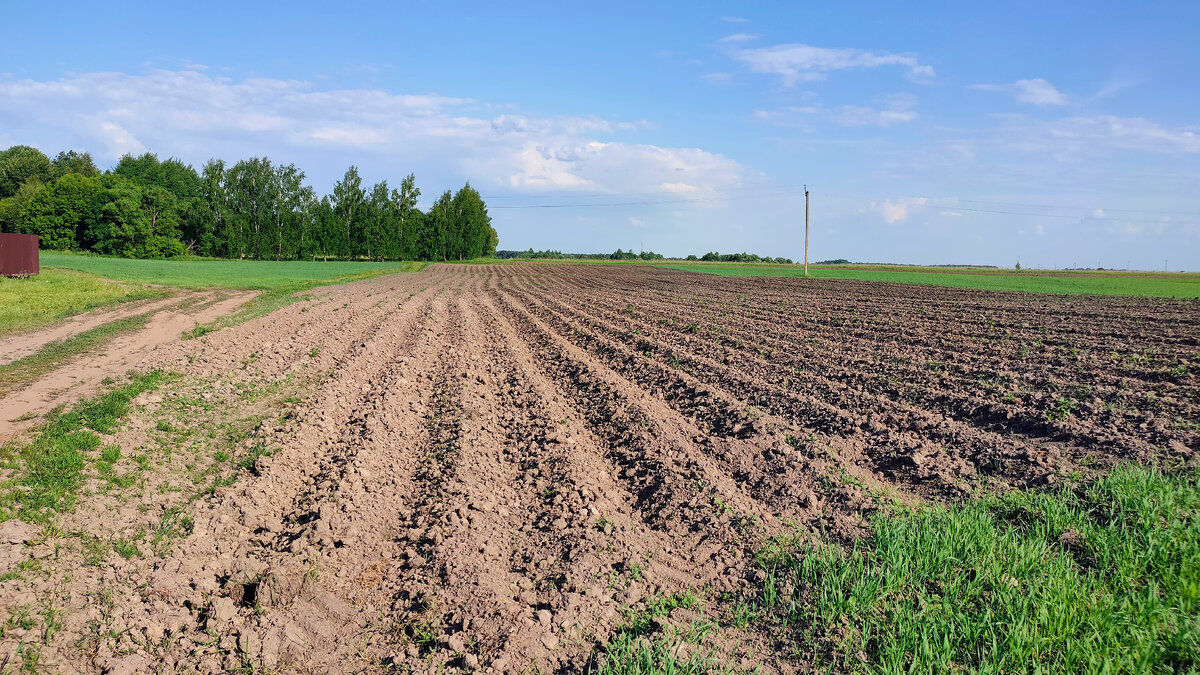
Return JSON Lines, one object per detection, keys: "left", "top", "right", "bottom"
{"left": 1, "top": 263, "right": 1197, "bottom": 673}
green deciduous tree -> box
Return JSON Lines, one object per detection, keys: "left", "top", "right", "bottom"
{"left": 332, "top": 166, "right": 365, "bottom": 259}
{"left": 0, "top": 146, "right": 54, "bottom": 199}
{"left": 51, "top": 150, "right": 100, "bottom": 178}
{"left": 20, "top": 173, "right": 104, "bottom": 250}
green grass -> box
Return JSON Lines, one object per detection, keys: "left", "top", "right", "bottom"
{"left": 40, "top": 251, "right": 425, "bottom": 290}
{"left": 592, "top": 592, "right": 724, "bottom": 674}
{"left": 756, "top": 465, "right": 1200, "bottom": 673}
{"left": 658, "top": 263, "right": 1200, "bottom": 298}
{"left": 0, "top": 313, "right": 152, "bottom": 397}
{"left": 0, "top": 268, "right": 163, "bottom": 337}
{"left": 0, "top": 372, "right": 165, "bottom": 524}
{"left": 36, "top": 252, "right": 427, "bottom": 340}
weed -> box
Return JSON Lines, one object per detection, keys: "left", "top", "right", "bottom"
{"left": 0, "top": 372, "right": 165, "bottom": 523}
{"left": 1046, "top": 396, "right": 1078, "bottom": 422}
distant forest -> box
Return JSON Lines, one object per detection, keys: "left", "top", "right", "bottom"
{"left": 497, "top": 249, "right": 795, "bottom": 264}
{"left": 0, "top": 145, "right": 497, "bottom": 261}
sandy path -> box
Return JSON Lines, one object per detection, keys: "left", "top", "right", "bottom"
{"left": 0, "top": 291, "right": 255, "bottom": 440}
{"left": 0, "top": 293, "right": 187, "bottom": 367}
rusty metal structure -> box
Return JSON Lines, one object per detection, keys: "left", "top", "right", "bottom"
{"left": 0, "top": 233, "right": 39, "bottom": 276}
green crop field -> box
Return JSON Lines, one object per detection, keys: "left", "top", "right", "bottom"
{"left": 40, "top": 252, "right": 424, "bottom": 290}
{"left": 658, "top": 263, "right": 1200, "bottom": 298}
{"left": 0, "top": 268, "right": 164, "bottom": 338}
{"left": 0, "top": 253, "right": 426, "bottom": 337}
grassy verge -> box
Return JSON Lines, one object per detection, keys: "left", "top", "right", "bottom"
{"left": 658, "top": 263, "right": 1200, "bottom": 298}
{"left": 40, "top": 251, "right": 425, "bottom": 290}
{"left": 753, "top": 465, "right": 1200, "bottom": 672}
{"left": 0, "top": 268, "right": 164, "bottom": 337}
{"left": 0, "top": 372, "right": 166, "bottom": 524}
{"left": 0, "top": 313, "right": 152, "bottom": 398}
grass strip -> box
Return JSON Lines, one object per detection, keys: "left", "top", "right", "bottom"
{"left": 0, "top": 371, "right": 165, "bottom": 524}
{"left": 755, "top": 465, "right": 1200, "bottom": 673}
{"left": 40, "top": 251, "right": 425, "bottom": 290}
{"left": 0, "top": 268, "right": 164, "bottom": 337}
{"left": 182, "top": 263, "right": 426, "bottom": 339}
{"left": 658, "top": 263, "right": 1200, "bottom": 298}
{"left": 0, "top": 313, "right": 153, "bottom": 398}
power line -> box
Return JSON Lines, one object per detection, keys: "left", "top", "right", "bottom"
{"left": 481, "top": 186, "right": 1198, "bottom": 225}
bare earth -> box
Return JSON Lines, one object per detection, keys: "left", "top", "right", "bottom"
{"left": 0, "top": 290, "right": 256, "bottom": 443}
{"left": 0, "top": 263, "right": 1196, "bottom": 673}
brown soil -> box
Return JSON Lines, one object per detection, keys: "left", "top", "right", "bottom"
{"left": 0, "top": 263, "right": 1196, "bottom": 673}
{"left": 0, "top": 290, "right": 255, "bottom": 441}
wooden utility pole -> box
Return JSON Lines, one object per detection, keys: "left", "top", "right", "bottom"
{"left": 804, "top": 185, "right": 810, "bottom": 276}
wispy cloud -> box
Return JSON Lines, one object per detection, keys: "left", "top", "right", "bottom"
{"left": 728, "top": 43, "right": 934, "bottom": 85}
{"left": 1092, "top": 74, "right": 1140, "bottom": 101}
{"left": 995, "top": 114, "right": 1200, "bottom": 155}
{"left": 754, "top": 94, "right": 919, "bottom": 128}
{"left": 717, "top": 33, "right": 759, "bottom": 44}
{"left": 720, "top": 16, "right": 748, "bottom": 23}
{"left": 0, "top": 69, "right": 750, "bottom": 197}
{"left": 702, "top": 72, "right": 733, "bottom": 85}
{"left": 833, "top": 93, "right": 918, "bottom": 127}
{"left": 969, "top": 78, "right": 1068, "bottom": 106}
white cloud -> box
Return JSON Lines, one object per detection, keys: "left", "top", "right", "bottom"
{"left": 872, "top": 197, "right": 928, "bottom": 223}
{"left": 996, "top": 114, "right": 1200, "bottom": 155}
{"left": 720, "top": 16, "right": 748, "bottom": 23}
{"left": 702, "top": 72, "right": 733, "bottom": 85}
{"left": 717, "top": 33, "right": 759, "bottom": 43}
{"left": 0, "top": 69, "right": 749, "bottom": 197}
{"left": 970, "top": 78, "right": 1067, "bottom": 106}
{"left": 755, "top": 94, "right": 918, "bottom": 128}
{"left": 833, "top": 93, "right": 918, "bottom": 127}
{"left": 728, "top": 43, "right": 934, "bottom": 85}
{"left": 659, "top": 182, "right": 699, "bottom": 192}
{"left": 98, "top": 121, "right": 145, "bottom": 157}
{"left": 1092, "top": 208, "right": 1105, "bottom": 218}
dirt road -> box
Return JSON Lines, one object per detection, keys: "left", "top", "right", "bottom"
{"left": 0, "top": 263, "right": 1195, "bottom": 673}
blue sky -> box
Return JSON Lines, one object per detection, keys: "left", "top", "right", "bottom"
{"left": 2, "top": 1, "right": 1198, "bottom": 268}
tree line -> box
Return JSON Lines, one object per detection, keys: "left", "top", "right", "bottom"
{"left": 0, "top": 145, "right": 498, "bottom": 261}
{"left": 495, "top": 249, "right": 795, "bottom": 264}
{"left": 496, "top": 248, "right": 666, "bottom": 260}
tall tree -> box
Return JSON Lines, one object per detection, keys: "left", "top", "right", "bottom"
{"left": 20, "top": 173, "right": 103, "bottom": 250}
{"left": 331, "top": 166, "right": 365, "bottom": 259}
{"left": 0, "top": 145, "right": 54, "bottom": 199}
{"left": 193, "top": 159, "right": 229, "bottom": 257}
{"left": 271, "top": 163, "right": 311, "bottom": 260}
{"left": 449, "top": 182, "right": 496, "bottom": 259}
{"left": 0, "top": 179, "right": 45, "bottom": 234}
{"left": 51, "top": 150, "right": 100, "bottom": 178}
{"left": 225, "top": 157, "right": 274, "bottom": 259}
{"left": 424, "top": 190, "right": 453, "bottom": 261}
{"left": 392, "top": 174, "right": 421, "bottom": 260}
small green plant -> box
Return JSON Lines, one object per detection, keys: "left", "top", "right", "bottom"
{"left": 1046, "top": 396, "right": 1077, "bottom": 422}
